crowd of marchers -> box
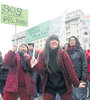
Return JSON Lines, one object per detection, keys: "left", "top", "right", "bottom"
{"left": 0, "top": 35, "right": 90, "bottom": 100}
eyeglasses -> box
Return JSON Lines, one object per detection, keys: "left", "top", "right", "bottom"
{"left": 70, "top": 39, "right": 76, "bottom": 41}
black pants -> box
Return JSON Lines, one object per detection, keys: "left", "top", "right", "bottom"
{"left": 0, "top": 80, "right": 6, "bottom": 93}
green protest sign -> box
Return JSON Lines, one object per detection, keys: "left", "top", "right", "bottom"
{"left": 1, "top": 4, "right": 28, "bottom": 26}
{"left": 25, "top": 21, "right": 50, "bottom": 44}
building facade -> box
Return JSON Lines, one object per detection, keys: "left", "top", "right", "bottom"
{"left": 60, "top": 9, "right": 84, "bottom": 47}
{"left": 12, "top": 31, "right": 25, "bottom": 47}
{"left": 12, "top": 9, "right": 85, "bottom": 49}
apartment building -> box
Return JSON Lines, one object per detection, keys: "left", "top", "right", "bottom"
{"left": 12, "top": 9, "right": 84, "bottom": 49}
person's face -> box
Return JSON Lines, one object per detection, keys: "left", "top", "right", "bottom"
{"left": 19, "top": 45, "right": 27, "bottom": 54}
{"left": 65, "top": 44, "right": 68, "bottom": 50}
{"left": 29, "top": 45, "right": 34, "bottom": 51}
{"left": 69, "top": 37, "right": 76, "bottom": 47}
{"left": 49, "top": 40, "right": 58, "bottom": 50}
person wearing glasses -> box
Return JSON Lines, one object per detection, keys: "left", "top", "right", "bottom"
{"left": 67, "top": 36, "right": 88, "bottom": 100}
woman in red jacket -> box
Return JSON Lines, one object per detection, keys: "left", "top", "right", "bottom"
{"left": 30, "top": 35, "right": 86, "bottom": 100}
{"left": 86, "top": 44, "right": 90, "bottom": 97}
{"left": 3, "top": 44, "right": 35, "bottom": 100}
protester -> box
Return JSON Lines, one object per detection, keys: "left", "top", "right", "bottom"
{"left": 63, "top": 43, "right": 68, "bottom": 51}
{"left": 86, "top": 44, "right": 90, "bottom": 98}
{"left": 3, "top": 44, "right": 35, "bottom": 100}
{"left": 0, "top": 63, "right": 8, "bottom": 97}
{"left": 67, "top": 36, "right": 88, "bottom": 100}
{"left": 0, "top": 58, "right": 8, "bottom": 99}
{"left": 30, "top": 35, "right": 86, "bottom": 100}
{"left": 28, "top": 43, "right": 42, "bottom": 100}
{"left": 0, "top": 51, "right": 3, "bottom": 70}
{"left": 28, "top": 43, "right": 38, "bottom": 59}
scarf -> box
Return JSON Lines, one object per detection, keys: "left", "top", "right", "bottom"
{"left": 67, "top": 45, "right": 79, "bottom": 54}
{"left": 18, "top": 52, "right": 30, "bottom": 72}
{"left": 48, "top": 47, "right": 61, "bottom": 73}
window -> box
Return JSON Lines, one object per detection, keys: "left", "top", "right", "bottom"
{"left": 66, "top": 27, "right": 70, "bottom": 31}
{"left": 77, "top": 30, "right": 79, "bottom": 34}
{"left": 66, "top": 38, "right": 69, "bottom": 42}
{"left": 66, "top": 24, "right": 70, "bottom": 30}
{"left": 77, "top": 36, "right": 79, "bottom": 39}
{"left": 66, "top": 32, "right": 70, "bottom": 36}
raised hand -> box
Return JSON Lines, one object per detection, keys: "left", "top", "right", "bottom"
{"left": 30, "top": 57, "right": 37, "bottom": 68}
{"left": 24, "top": 53, "right": 30, "bottom": 59}
{"left": 12, "top": 45, "right": 17, "bottom": 52}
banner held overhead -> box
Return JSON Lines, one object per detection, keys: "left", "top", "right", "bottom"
{"left": 1, "top": 4, "right": 28, "bottom": 27}
{"left": 25, "top": 21, "right": 50, "bottom": 44}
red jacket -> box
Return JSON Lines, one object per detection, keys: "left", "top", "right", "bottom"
{"left": 4, "top": 50, "right": 35, "bottom": 96}
{"left": 32, "top": 50, "right": 80, "bottom": 95}
{"left": 86, "top": 49, "right": 90, "bottom": 80}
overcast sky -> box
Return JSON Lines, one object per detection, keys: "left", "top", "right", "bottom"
{"left": 0, "top": 0, "right": 90, "bottom": 57}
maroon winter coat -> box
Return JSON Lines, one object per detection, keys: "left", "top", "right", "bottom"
{"left": 4, "top": 50, "right": 35, "bottom": 96}
{"left": 86, "top": 49, "right": 90, "bottom": 80}
{"left": 31, "top": 50, "right": 80, "bottom": 95}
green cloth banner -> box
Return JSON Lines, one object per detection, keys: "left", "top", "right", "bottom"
{"left": 1, "top": 4, "right": 28, "bottom": 26}
{"left": 25, "top": 21, "right": 50, "bottom": 44}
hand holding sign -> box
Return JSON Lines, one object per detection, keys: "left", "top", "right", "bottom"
{"left": 12, "top": 45, "right": 17, "bottom": 52}
{"left": 30, "top": 57, "right": 37, "bottom": 68}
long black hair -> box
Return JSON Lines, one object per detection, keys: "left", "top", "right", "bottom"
{"left": 68, "top": 36, "right": 81, "bottom": 49}
{"left": 43, "top": 35, "right": 60, "bottom": 72}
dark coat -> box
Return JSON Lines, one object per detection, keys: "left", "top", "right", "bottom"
{"left": 28, "top": 50, "right": 38, "bottom": 59}
{"left": 67, "top": 47, "right": 88, "bottom": 82}
{"left": 0, "top": 64, "right": 8, "bottom": 80}
{"left": 4, "top": 50, "right": 35, "bottom": 96}
{"left": 0, "top": 56, "right": 8, "bottom": 81}
{"left": 0, "top": 56, "right": 3, "bottom": 66}
{"left": 31, "top": 50, "right": 80, "bottom": 95}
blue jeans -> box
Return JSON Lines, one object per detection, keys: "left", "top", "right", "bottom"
{"left": 55, "top": 93, "right": 61, "bottom": 100}
{"left": 73, "top": 85, "right": 87, "bottom": 100}
{"left": 0, "top": 80, "right": 6, "bottom": 94}
{"left": 34, "top": 72, "right": 38, "bottom": 97}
